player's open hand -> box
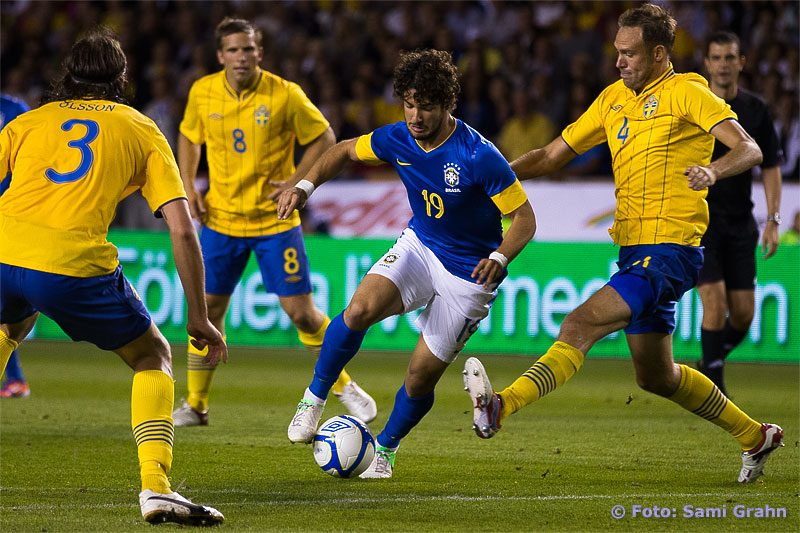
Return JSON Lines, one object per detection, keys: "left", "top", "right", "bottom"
{"left": 471, "top": 257, "right": 503, "bottom": 289}
{"left": 187, "top": 319, "right": 228, "bottom": 365}
{"left": 276, "top": 188, "right": 307, "bottom": 220}
{"left": 685, "top": 165, "right": 717, "bottom": 190}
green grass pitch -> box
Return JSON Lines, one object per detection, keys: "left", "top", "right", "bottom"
{"left": 1, "top": 340, "right": 798, "bottom": 531}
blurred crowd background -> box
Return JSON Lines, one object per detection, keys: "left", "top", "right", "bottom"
{"left": 1, "top": 0, "right": 798, "bottom": 227}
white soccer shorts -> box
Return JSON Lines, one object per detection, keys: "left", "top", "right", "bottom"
{"left": 366, "top": 228, "right": 496, "bottom": 363}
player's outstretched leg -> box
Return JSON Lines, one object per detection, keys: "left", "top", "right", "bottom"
{"left": 666, "top": 364, "right": 784, "bottom": 482}
{"left": 288, "top": 313, "right": 367, "bottom": 443}
{"left": 133, "top": 369, "right": 224, "bottom": 525}
{"left": 359, "top": 384, "right": 434, "bottom": 478}
{"left": 300, "top": 315, "right": 377, "bottom": 423}
{"left": 463, "top": 357, "right": 503, "bottom": 438}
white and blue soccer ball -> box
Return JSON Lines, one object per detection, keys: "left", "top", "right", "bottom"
{"left": 313, "top": 415, "right": 375, "bottom": 478}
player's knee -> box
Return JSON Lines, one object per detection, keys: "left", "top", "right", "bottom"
{"left": 343, "top": 301, "right": 380, "bottom": 330}
{"left": 286, "top": 308, "right": 318, "bottom": 332}
{"left": 728, "top": 309, "right": 754, "bottom": 331}
{"left": 557, "top": 312, "right": 600, "bottom": 352}
{"left": 404, "top": 370, "right": 437, "bottom": 397}
{"left": 635, "top": 374, "right": 674, "bottom": 397}
{"left": 119, "top": 327, "right": 172, "bottom": 374}
{"left": 206, "top": 302, "right": 228, "bottom": 325}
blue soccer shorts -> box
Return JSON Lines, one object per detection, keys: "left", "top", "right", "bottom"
{"left": 200, "top": 225, "right": 313, "bottom": 297}
{"left": 606, "top": 243, "right": 704, "bottom": 335}
{"left": 0, "top": 263, "right": 152, "bottom": 350}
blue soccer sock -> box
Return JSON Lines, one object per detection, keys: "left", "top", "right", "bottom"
{"left": 308, "top": 313, "right": 367, "bottom": 400}
{"left": 376, "top": 384, "right": 435, "bottom": 450}
{"left": 3, "top": 349, "right": 25, "bottom": 383}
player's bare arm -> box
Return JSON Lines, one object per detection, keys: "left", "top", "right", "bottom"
{"left": 685, "top": 119, "right": 762, "bottom": 190}
{"left": 268, "top": 127, "right": 336, "bottom": 201}
{"left": 177, "top": 133, "right": 207, "bottom": 221}
{"left": 760, "top": 165, "right": 782, "bottom": 259}
{"left": 510, "top": 137, "right": 576, "bottom": 180}
{"left": 161, "top": 199, "right": 228, "bottom": 365}
{"left": 471, "top": 201, "right": 536, "bottom": 289}
{"left": 275, "top": 138, "right": 360, "bottom": 219}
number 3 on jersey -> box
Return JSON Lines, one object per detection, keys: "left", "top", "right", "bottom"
{"left": 45, "top": 119, "right": 99, "bottom": 184}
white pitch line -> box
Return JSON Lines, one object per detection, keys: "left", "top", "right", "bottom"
{"left": 2, "top": 491, "right": 794, "bottom": 512}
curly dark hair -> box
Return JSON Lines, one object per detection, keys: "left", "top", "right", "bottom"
{"left": 618, "top": 3, "right": 677, "bottom": 55}
{"left": 393, "top": 49, "right": 460, "bottom": 109}
{"left": 41, "top": 26, "right": 128, "bottom": 105}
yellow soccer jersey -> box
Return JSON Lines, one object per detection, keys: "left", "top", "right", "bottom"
{"left": 562, "top": 66, "right": 736, "bottom": 246}
{"left": 0, "top": 100, "right": 186, "bottom": 276}
{"left": 180, "top": 69, "right": 330, "bottom": 237}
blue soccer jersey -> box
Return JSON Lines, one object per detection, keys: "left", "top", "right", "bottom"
{"left": 355, "top": 120, "right": 527, "bottom": 281}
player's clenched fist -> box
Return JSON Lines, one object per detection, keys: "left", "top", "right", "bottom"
{"left": 685, "top": 165, "right": 718, "bottom": 190}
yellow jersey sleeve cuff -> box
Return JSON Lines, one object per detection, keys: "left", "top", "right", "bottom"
{"left": 491, "top": 180, "right": 528, "bottom": 215}
{"left": 178, "top": 125, "right": 203, "bottom": 146}
{"left": 355, "top": 133, "right": 384, "bottom": 165}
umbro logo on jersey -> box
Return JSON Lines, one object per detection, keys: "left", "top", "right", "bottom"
{"left": 396, "top": 158, "right": 411, "bottom": 166}
{"left": 208, "top": 113, "right": 223, "bottom": 120}
{"left": 610, "top": 105, "right": 622, "bottom": 111}
{"left": 444, "top": 162, "right": 461, "bottom": 192}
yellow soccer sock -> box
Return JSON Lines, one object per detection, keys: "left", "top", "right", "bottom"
{"left": 331, "top": 369, "right": 352, "bottom": 395}
{"left": 132, "top": 370, "right": 174, "bottom": 494}
{"left": 298, "top": 316, "right": 351, "bottom": 394}
{"left": 499, "top": 341, "right": 585, "bottom": 421}
{"left": 186, "top": 336, "right": 218, "bottom": 412}
{"left": 0, "top": 331, "right": 19, "bottom": 375}
{"left": 668, "top": 364, "right": 762, "bottom": 450}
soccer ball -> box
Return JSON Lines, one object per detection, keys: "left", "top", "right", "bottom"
{"left": 313, "top": 415, "right": 375, "bottom": 478}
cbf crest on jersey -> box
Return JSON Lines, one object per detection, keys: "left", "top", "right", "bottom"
{"left": 643, "top": 95, "right": 659, "bottom": 118}
{"left": 444, "top": 162, "right": 461, "bottom": 192}
{"left": 255, "top": 105, "right": 270, "bottom": 127}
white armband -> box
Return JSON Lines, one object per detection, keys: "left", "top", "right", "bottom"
{"left": 488, "top": 251, "right": 508, "bottom": 269}
{"left": 295, "top": 179, "right": 315, "bottom": 198}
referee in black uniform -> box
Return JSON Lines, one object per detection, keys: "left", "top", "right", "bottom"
{"left": 697, "top": 31, "right": 783, "bottom": 395}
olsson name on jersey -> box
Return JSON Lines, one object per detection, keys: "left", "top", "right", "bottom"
{"left": 58, "top": 101, "right": 117, "bottom": 112}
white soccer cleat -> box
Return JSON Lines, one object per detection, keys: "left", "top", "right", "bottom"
{"left": 172, "top": 399, "right": 209, "bottom": 427}
{"left": 738, "top": 423, "right": 784, "bottom": 483}
{"left": 359, "top": 446, "right": 396, "bottom": 479}
{"left": 463, "top": 357, "right": 502, "bottom": 439}
{"left": 333, "top": 381, "right": 377, "bottom": 423}
{"left": 288, "top": 399, "right": 325, "bottom": 443}
{"left": 139, "top": 489, "right": 224, "bottom": 526}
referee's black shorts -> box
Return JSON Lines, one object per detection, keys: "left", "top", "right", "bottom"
{"left": 698, "top": 214, "right": 758, "bottom": 290}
